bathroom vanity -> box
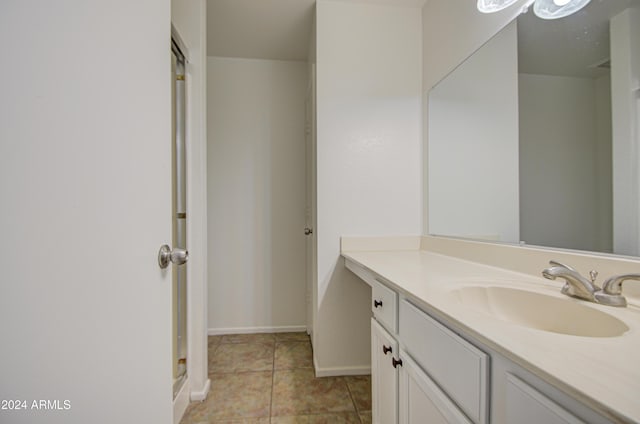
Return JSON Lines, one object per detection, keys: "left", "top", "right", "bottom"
{"left": 342, "top": 237, "right": 640, "bottom": 424}
{"left": 343, "top": 1, "right": 640, "bottom": 422}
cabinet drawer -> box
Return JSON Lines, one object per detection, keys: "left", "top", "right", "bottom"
{"left": 399, "top": 300, "right": 488, "bottom": 424}
{"left": 372, "top": 278, "right": 398, "bottom": 333}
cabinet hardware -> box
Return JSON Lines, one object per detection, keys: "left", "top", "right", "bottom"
{"left": 392, "top": 357, "right": 403, "bottom": 368}
{"left": 374, "top": 299, "right": 383, "bottom": 308}
{"left": 383, "top": 345, "right": 392, "bottom": 355}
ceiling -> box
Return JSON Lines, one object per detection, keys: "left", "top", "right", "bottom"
{"left": 518, "top": 0, "right": 640, "bottom": 78}
{"left": 207, "top": 0, "right": 427, "bottom": 61}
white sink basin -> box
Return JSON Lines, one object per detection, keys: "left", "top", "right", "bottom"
{"left": 449, "top": 286, "right": 629, "bottom": 337}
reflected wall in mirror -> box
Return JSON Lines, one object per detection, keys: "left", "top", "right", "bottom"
{"left": 428, "top": 0, "right": 640, "bottom": 256}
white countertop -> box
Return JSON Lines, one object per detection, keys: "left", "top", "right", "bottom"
{"left": 342, "top": 247, "right": 640, "bottom": 423}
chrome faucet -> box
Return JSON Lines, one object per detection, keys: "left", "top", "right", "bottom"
{"left": 542, "top": 261, "right": 599, "bottom": 302}
{"left": 594, "top": 274, "right": 640, "bottom": 307}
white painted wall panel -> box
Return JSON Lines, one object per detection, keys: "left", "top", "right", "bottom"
{"left": 207, "top": 57, "right": 307, "bottom": 332}
{"left": 315, "top": 0, "right": 422, "bottom": 373}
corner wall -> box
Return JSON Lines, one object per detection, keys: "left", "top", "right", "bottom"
{"left": 314, "top": 0, "right": 422, "bottom": 374}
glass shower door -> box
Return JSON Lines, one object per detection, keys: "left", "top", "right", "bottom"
{"left": 171, "top": 41, "right": 188, "bottom": 399}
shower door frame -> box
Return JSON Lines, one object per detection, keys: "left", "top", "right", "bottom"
{"left": 171, "top": 34, "right": 188, "bottom": 400}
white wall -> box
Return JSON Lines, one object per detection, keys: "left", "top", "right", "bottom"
{"left": 428, "top": 21, "right": 519, "bottom": 242}
{"left": 171, "top": 0, "right": 209, "bottom": 405}
{"left": 314, "top": 0, "right": 422, "bottom": 374}
{"left": 207, "top": 57, "right": 308, "bottom": 333}
{"left": 519, "top": 73, "right": 611, "bottom": 252}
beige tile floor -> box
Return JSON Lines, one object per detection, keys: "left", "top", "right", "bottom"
{"left": 180, "top": 332, "right": 372, "bottom": 424}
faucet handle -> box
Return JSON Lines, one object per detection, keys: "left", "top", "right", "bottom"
{"left": 595, "top": 273, "right": 640, "bottom": 307}
{"left": 602, "top": 274, "right": 640, "bottom": 295}
{"left": 589, "top": 270, "right": 598, "bottom": 285}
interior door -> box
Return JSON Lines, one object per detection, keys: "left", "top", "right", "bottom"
{"left": 0, "top": 2, "right": 173, "bottom": 423}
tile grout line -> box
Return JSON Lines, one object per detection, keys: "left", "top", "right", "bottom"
{"left": 345, "top": 378, "right": 364, "bottom": 424}
{"left": 203, "top": 334, "right": 338, "bottom": 423}
{"left": 269, "top": 339, "right": 277, "bottom": 423}
{"left": 211, "top": 335, "right": 276, "bottom": 422}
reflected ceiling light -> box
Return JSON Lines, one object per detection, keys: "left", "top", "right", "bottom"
{"left": 477, "top": 0, "right": 591, "bottom": 19}
{"left": 534, "top": 0, "right": 591, "bottom": 19}
{"left": 477, "top": 0, "right": 520, "bottom": 14}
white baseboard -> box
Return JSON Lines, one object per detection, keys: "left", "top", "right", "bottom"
{"left": 208, "top": 325, "right": 307, "bottom": 336}
{"left": 313, "top": 355, "right": 371, "bottom": 377}
{"left": 173, "top": 378, "right": 190, "bottom": 424}
{"left": 190, "top": 378, "right": 210, "bottom": 402}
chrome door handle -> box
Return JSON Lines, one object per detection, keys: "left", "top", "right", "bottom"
{"left": 304, "top": 227, "right": 313, "bottom": 235}
{"left": 158, "top": 244, "right": 189, "bottom": 269}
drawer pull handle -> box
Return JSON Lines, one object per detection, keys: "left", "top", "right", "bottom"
{"left": 382, "top": 345, "right": 392, "bottom": 355}
{"left": 374, "top": 300, "right": 383, "bottom": 308}
{"left": 392, "top": 357, "right": 403, "bottom": 368}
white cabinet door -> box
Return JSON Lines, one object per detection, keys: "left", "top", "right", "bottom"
{"left": 505, "top": 374, "right": 585, "bottom": 424}
{"left": 372, "top": 318, "right": 399, "bottom": 424}
{"left": 399, "top": 351, "right": 473, "bottom": 424}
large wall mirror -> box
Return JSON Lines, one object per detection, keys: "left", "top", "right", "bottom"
{"left": 428, "top": 0, "right": 640, "bottom": 257}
